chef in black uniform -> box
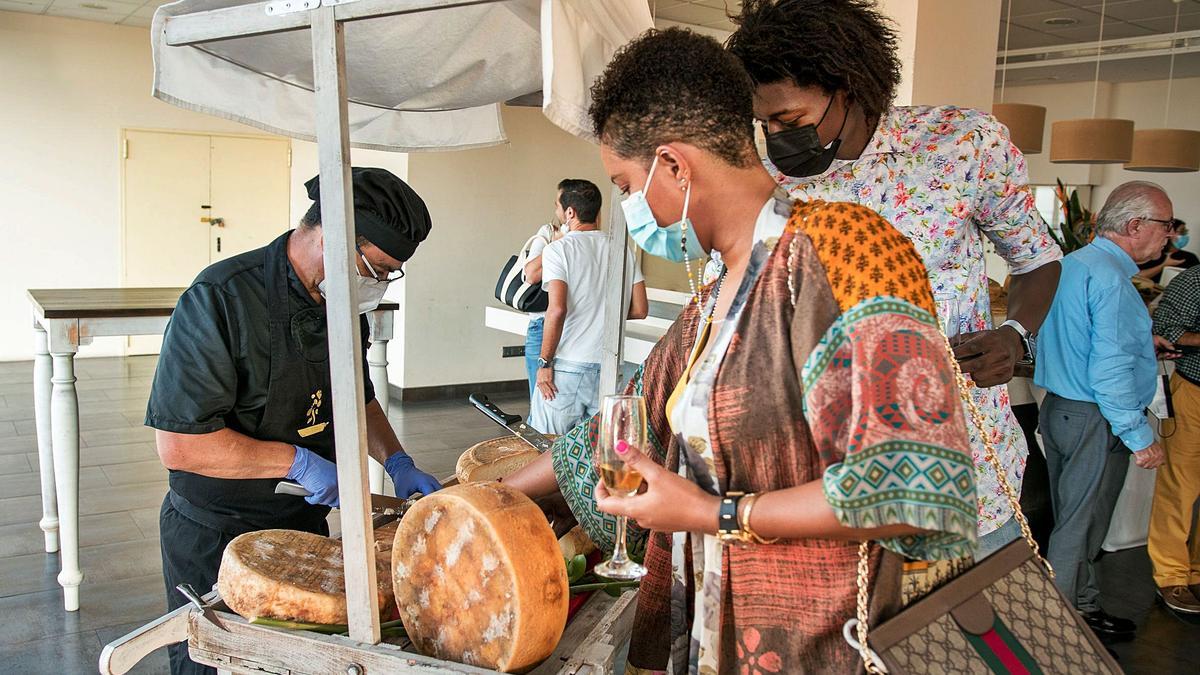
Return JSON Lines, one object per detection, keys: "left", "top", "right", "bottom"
{"left": 146, "top": 167, "right": 442, "bottom": 675}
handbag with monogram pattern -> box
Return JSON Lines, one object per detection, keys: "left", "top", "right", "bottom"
{"left": 845, "top": 338, "right": 1122, "bottom": 675}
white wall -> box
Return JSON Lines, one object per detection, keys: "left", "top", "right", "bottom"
{"left": 1092, "top": 77, "right": 1200, "bottom": 247}
{"left": 992, "top": 80, "right": 1118, "bottom": 188}
{"left": 0, "top": 12, "right": 417, "bottom": 390}
{"left": 998, "top": 76, "right": 1200, "bottom": 258}
{"left": 402, "top": 107, "right": 611, "bottom": 389}
{"left": 882, "top": 0, "right": 1001, "bottom": 112}
{"left": 0, "top": 12, "right": 257, "bottom": 361}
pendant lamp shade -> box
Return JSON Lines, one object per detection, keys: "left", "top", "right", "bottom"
{"left": 1050, "top": 118, "right": 1134, "bottom": 164}
{"left": 993, "top": 103, "right": 1046, "bottom": 154}
{"left": 1124, "top": 129, "right": 1200, "bottom": 172}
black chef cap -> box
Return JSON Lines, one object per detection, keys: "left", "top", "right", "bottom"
{"left": 303, "top": 167, "right": 432, "bottom": 262}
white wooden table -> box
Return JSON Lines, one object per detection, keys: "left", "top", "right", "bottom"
{"left": 28, "top": 288, "right": 397, "bottom": 612}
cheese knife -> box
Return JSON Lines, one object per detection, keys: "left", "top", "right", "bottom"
{"left": 468, "top": 393, "right": 554, "bottom": 453}
{"left": 175, "top": 583, "right": 229, "bottom": 632}
{"left": 274, "top": 481, "right": 419, "bottom": 516}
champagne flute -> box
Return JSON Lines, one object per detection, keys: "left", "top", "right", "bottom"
{"left": 594, "top": 394, "right": 648, "bottom": 580}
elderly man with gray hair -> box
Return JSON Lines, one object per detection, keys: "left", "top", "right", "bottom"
{"left": 1034, "top": 180, "right": 1177, "bottom": 640}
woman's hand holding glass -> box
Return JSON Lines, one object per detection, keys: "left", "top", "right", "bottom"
{"left": 593, "top": 440, "right": 720, "bottom": 536}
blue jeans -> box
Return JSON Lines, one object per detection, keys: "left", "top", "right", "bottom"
{"left": 528, "top": 358, "right": 601, "bottom": 435}
{"left": 524, "top": 317, "right": 544, "bottom": 398}
{"left": 975, "top": 516, "right": 1021, "bottom": 560}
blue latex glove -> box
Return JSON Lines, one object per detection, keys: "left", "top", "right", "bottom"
{"left": 286, "top": 446, "right": 340, "bottom": 508}
{"left": 385, "top": 452, "right": 442, "bottom": 498}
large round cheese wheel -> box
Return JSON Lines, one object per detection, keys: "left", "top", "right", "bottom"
{"left": 393, "top": 482, "right": 568, "bottom": 673}
{"left": 218, "top": 529, "right": 394, "bottom": 625}
{"left": 455, "top": 435, "right": 549, "bottom": 484}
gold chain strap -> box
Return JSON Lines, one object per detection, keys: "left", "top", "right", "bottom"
{"left": 855, "top": 540, "right": 883, "bottom": 674}
{"left": 943, "top": 334, "right": 1052, "bottom": 577}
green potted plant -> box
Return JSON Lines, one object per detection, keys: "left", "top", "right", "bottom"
{"left": 1048, "top": 179, "right": 1096, "bottom": 253}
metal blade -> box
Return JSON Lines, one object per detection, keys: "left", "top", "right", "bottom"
{"left": 468, "top": 392, "right": 554, "bottom": 453}
{"left": 274, "top": 481, "right": 420, "bottom": 515}
{"left": 176, "top": 583, "right": 229, "bottom": 632}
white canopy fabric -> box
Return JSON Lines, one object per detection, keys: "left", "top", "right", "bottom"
{"left": 151, "top": 0, "right": 653, "bottom": 151}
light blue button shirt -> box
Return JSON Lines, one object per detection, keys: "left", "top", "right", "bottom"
{"left": 1034, "top": 236, "right": 1156, "bottom": 451}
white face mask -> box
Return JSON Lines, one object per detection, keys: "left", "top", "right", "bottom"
{"left": 318, "top": 275, "right": 390, "bottom": 314}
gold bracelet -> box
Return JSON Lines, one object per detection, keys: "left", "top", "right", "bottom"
{"left": 739, "top": 493, "right": 779, "bottom": 545}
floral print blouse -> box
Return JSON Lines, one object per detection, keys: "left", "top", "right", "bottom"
{"left": 768, "top": 105, "right": 1062, "bottom": 536}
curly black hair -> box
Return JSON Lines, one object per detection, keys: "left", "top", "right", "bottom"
{"left": 588, "top": 27, "right": 758, "bottom": 167}
{"left": 727, "top": 0, "right": 902, "bottom": 122}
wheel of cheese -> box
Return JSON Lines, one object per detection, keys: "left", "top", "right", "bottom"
{"left": 218, "top": 529, "right": 394, "bottom": 625}
{"left": 455, "top": 435, "right": 551, "bottom": 484}
{"left": 558, "top": 525, "right": 596, "bottom": 560}
{"left": 393, "top": 482, "right": 568, "bottom": 672}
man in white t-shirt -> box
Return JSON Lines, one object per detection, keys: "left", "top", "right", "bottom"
{"left": 530, "top": 179, "right": 648, "bottom": 434}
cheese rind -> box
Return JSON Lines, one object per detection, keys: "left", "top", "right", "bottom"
{"left": 455, "top": 435, "right": 550, "bottom": 484}
{"left": 217, "top": 529, "right": 394, "bottom": 625}
{"left": 393, "top": 482, "right": 568, "bottom": 673}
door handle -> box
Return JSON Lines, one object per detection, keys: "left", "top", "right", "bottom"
{"left": 200, "top": 217, "right": 225, "bottom": 227}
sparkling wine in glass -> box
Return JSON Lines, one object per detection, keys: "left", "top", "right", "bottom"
{"left": 594, "top": 395, "right": 648, "bottom": 580}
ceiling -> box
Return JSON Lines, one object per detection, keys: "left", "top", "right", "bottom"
{"left": 2, "top": 0, "right": 1197, "bottom": 84}
{"left": 0, "top": 0, "right": 167, "bottom": 27}
{"left": 653, "top": 0, "right": 1200, "bottom": 84}
{"left": 653, "top": 0, "right": 742, "bottom": 30}
{"left": 997, "top": 0, "right": 1200, "bottom": 84}
{"left": 998, "top": 0, "right": 1200, "bottom": 51}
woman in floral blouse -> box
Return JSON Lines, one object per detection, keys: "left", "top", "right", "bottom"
{"left": 728, "top": 0, "right": 1063, "bottom": 556}
{"left": 506, "top": 28, "right": 976, "bottom": 674}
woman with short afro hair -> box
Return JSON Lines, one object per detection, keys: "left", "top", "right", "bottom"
{"left": 504, "top": 27, "right": 977, "bottom": 674}
{"left": 729, "top": 0, "right": 1064, "bottom": 560}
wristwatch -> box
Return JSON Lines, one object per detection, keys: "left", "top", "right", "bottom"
{"left": 716, "top": 492, "right": 748, "bottom": 544}
{"left": 537, "top": 357, "right": 554, "bottom": 369}
{"left": 1000, "top": 319, "right": 1035, "bottom": 365}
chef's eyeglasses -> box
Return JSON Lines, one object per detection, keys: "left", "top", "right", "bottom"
{"left": 356, "top": 245, "right": 405, "bottom": 282}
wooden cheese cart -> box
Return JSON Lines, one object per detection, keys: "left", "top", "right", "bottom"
{"left": 99, "top": 567, "right": 637, "bottom": 675}
{"left": 99, "top": 0, "right": 651, "bottom": 672}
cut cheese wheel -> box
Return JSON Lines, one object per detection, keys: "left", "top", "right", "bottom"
{"left": 454, "top": 435, "right": 552, "bottom": 484}
{"left": 218, "top": 529, "right": 394, "bottom": 625}
{"left": 393, "top": 482, "right": 568, "bottom": 673}
{"left": 558, "top": 525, "right": 596, "bottom": 560}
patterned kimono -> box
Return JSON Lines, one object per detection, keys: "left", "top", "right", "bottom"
{"left": 552, "top": 198, "right": 977, "bottom": 673}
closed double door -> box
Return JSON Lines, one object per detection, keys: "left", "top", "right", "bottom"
{"left": 122, "top": 129, "right": 291, "bottom": 352}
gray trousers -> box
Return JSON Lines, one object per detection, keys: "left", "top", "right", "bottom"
{"left": 1040, "top": 393, "right": 1131, "bottom": 612}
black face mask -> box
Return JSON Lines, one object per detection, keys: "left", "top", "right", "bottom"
{"left": 764, "top": 95, "right": 850, "bottom": 178}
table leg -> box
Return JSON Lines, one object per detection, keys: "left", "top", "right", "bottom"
{"left": 33, "top": 323, "right": 58, "bottom": 553}
{"left": 51, "top": 348, "right": 82, "bottom": 611}
{"left": 367, "top": 335, "right": 390, "bottom": 495}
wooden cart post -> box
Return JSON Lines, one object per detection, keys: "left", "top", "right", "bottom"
{"left": 310, "top": 5, "right": 380, "bottom": 644}
{"left": 598, "top": 187, "right": 632, "bottom": 396}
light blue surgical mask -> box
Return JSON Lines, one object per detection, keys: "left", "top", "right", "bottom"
{"left": 620, "top": 155, "right": 706, "bottom": 263}
{"left": 1175, "top": 234, "right": 1190, "bottom": 248}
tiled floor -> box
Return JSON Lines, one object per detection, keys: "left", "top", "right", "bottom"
{"left": 0, "top": 355, "right": 530, "bottom": 674}
{"left": 1, "top": 356, "right": 1197, "bottom": 674}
